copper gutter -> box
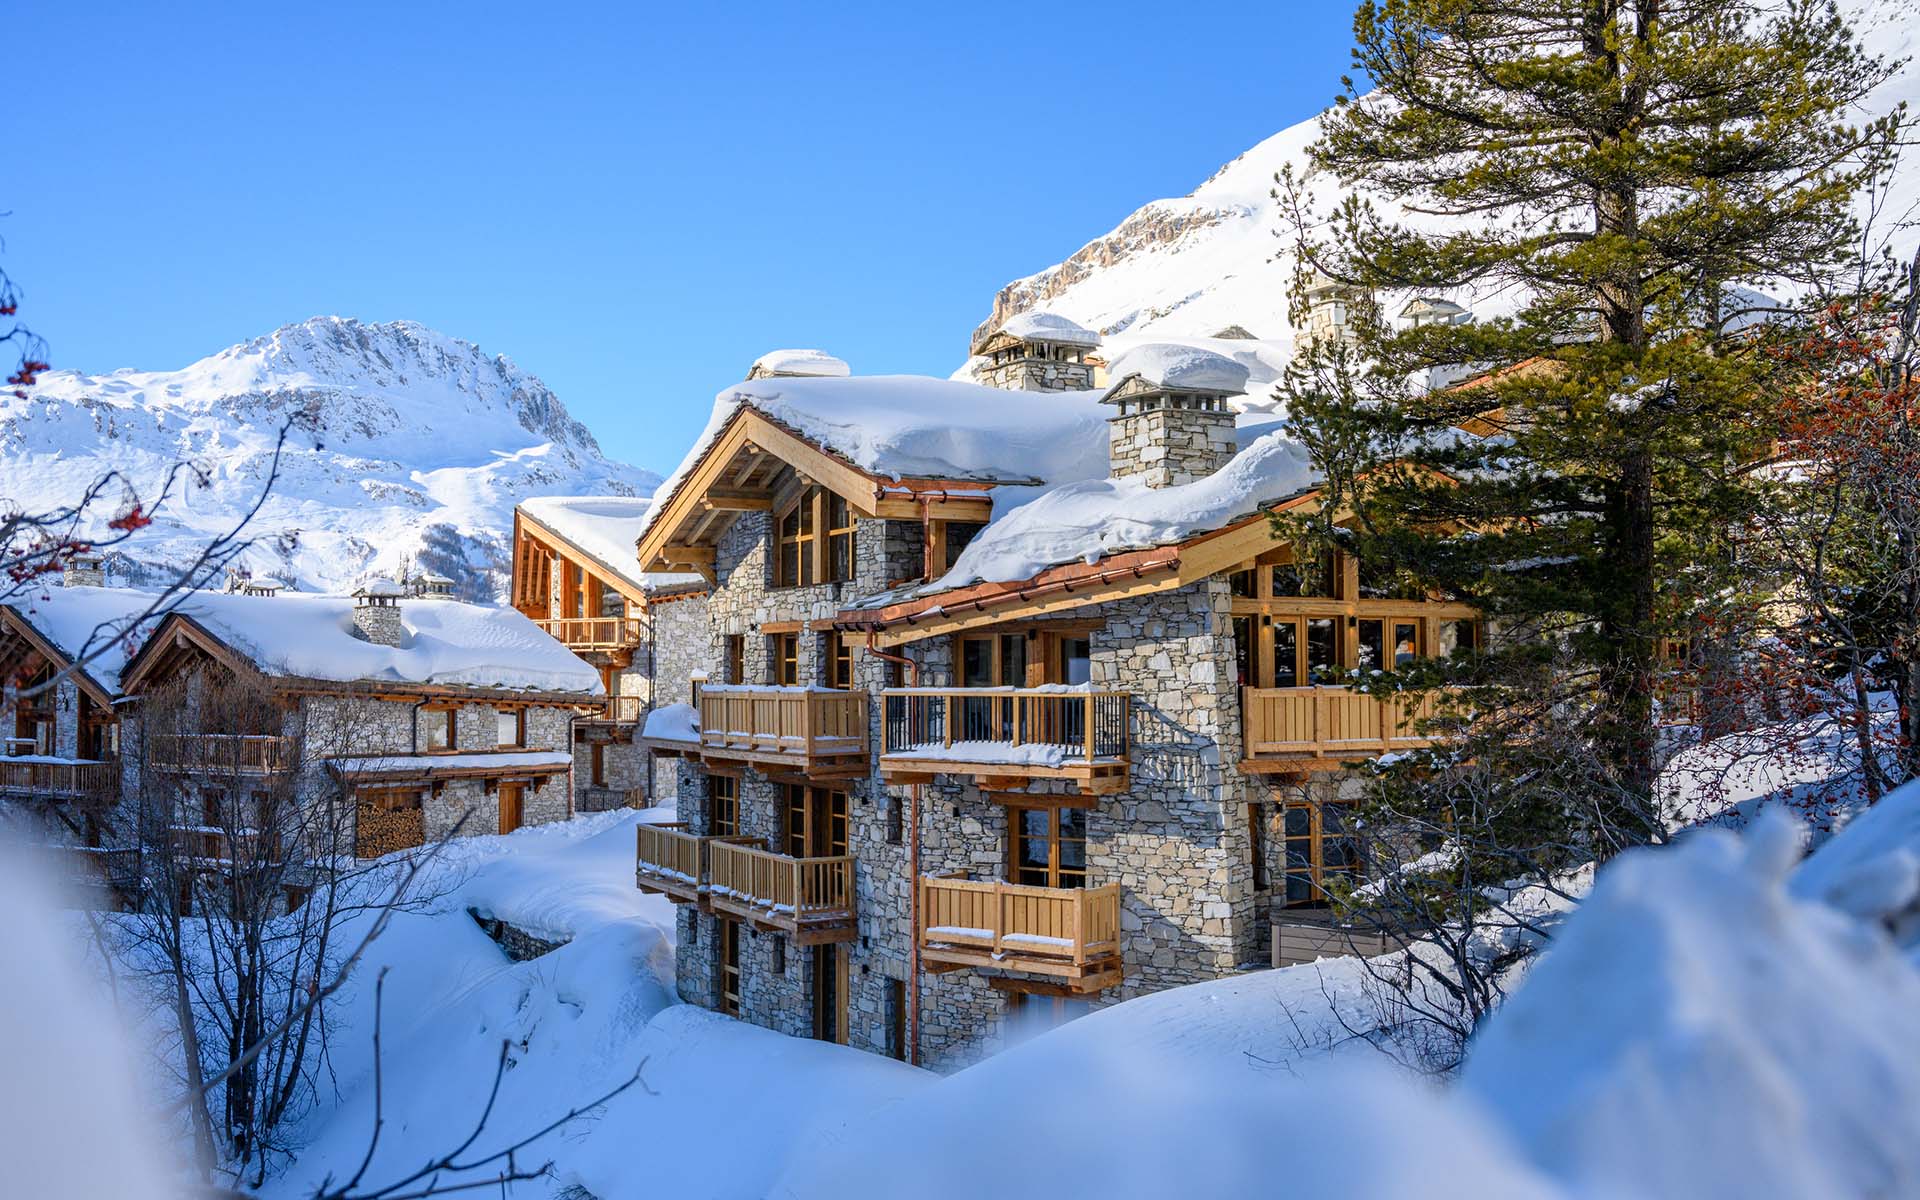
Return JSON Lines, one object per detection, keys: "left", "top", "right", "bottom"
{"left": 865, "top": 632, "right": 923, "bottom": 1066}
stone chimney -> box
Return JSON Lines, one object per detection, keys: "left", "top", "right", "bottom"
{"left": 971, "top": 311, "right": 1099, "bottom": 392}
{"left": 61, "top": 554, "right": 105, "bottom": 588}
{"left": 350, "top": 581, "right": 408, "bottom": 646}
{"left": 1301, "top": 271, "right": 1370, "bottom": 354}
{"left": 1100, "top": 344, "right": 1248, "bottom": 489}
{"left": 746, "top": 349, "right": 851, "bottom": 381}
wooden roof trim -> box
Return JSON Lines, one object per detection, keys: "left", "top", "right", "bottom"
{"left": 0, "top": 608, "right": 117, "bottom": 708}
{"left": 515, "top": 508, "right": 657, "bottom": 606}
{"left": 117, "top": 614, "right": 256, "bottom": 696}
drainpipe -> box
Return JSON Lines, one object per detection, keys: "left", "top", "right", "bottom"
{"left": 865, "top": 631, "right": 922, "bottom": 1066}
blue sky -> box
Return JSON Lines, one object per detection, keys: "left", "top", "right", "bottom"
{"left": 14, "top": 2, "right": 1354, "bottom": 476}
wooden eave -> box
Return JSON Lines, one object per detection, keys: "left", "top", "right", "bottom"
{"left": 632, "top": 406, "right": 1008, "bottom": 578}
{"left": 513, "top": 509, "right": 654, "bottom": 607}
{"left": 0, "top": 608, "right": 116, "bottom": 708}
{"left": 327, "top": 753, "right": 572, "bottom": 785}
{"left": 118, "top": 613, "right": 603, "bottom": 708}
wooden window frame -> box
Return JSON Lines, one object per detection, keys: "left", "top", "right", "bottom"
{"left": 784, "top": 782, "right": 848, "bottom": 859}
{"left": 710, "top": 772, "right": 739, "bottom": 838}
{"left": 419, "top": 706, "right": 456, "bottom": 753}
{"left": 771, "top": 632, "right": 800, "bottom": 687}
{"left": 1007, "top": 801, "right": 1088, "bottom": 890}
{"left": 775, "top": 486, "right": 856, "bottom": 589}
{"left": 718, "top": 917, "right": 741, "bottom": 1016}
{"left": 725, "top": 635, "right": 746, "bottom": 685}
{"left": 823, "top": 631, "right": 855, "bottom": 690}
{"left": 1280, "top": 801, "right": 1363, "bottom": 908}
{"left": 495, "top": 707, "right": 527, "bottom": 750}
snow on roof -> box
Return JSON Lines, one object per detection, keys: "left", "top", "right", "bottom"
{"left": 3, "top": 586, "right": 170, "bottom": 691}
{"left": 749, "top": 349, "right": 851, "bottom": 379}
{"left": 905, "top": 431, "right": 1318, "bottom": 595}
{"left": 994, "top": 311, "right": 1101, "bottom": 348}
{"left": 636, "top": 374, "right": 1114, "bottom": 546}
{"left": 171, "top": 590, "right": 601, "bottom": 694}
{"left": 519, "top": 496, "right": 704, "bottom": 593}
{"left": 1102, "top": 342, "right": 1252, "bottom": 398}
{"left": 355, "top": 580, "right": 408, "bottom": 599}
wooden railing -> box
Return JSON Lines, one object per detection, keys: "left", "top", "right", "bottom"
{"left": 148, "top": 734, "right": 297, "bottom": 774}
{"left": 707, "top": 840, "right": 855, "bottom": 937}
{"left": 600, "top": 695, "right": 646, "bottom": 723}
{"left": 0, "top": 757, "right": 118, "bottom": 798}
{"left": 536, "top": 616, "right": 643, "bottom": 649}
{"left": 697, "top": 686, "right": 868, "bottom": 762}
{"left": 1241, "top": 687, "right": 1449, "bottom": 762}
{"left": 170, "top": 825, "right": 285, "bottom": 864}
{"left": 634, "top": 823, "right": 758, "bottom": 900}
{"left": 881, "top": 688, "right": 1129, "bottom": 764}
{"left": 920, "top": 876, "right": 1121, "bottom": 974}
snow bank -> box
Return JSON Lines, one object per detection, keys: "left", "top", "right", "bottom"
{"left": 917, "top": 431, "right": 1317, "bottom": 590}
{"left": 641, "top": 701, "right": 700, "bottom": 744}
{"left": 519, "top": 495, "right": 704, "bottom": 592}
{"left": 173, "top": 589, "right": 601, "bottom": 693}
{"left": 1102, "top": 341, "right": 1251, "bottom": 396}
{"left": 1657, "top": 699, "right": 1897, "bottom": 840}
{"left": 994, "top": 311, "right": 1100, "bottom": 347}
{"left": 750, "top": 348, "right": 852, "bottom": 378}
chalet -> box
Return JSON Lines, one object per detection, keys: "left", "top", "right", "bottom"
{"left": 510, "top": 494, "right": 710, "bottom": 811}
{"left": 540, "top": 313, "right": 1484, "bottom": 1070}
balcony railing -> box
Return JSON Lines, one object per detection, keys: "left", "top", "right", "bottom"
{"left": 634, "top": 822, "right": 759, "bottom": 904}
{"left": 696, "top": 686, "right": 869, "bottom": 776}
{"left": 148, "top": 734, "right": 297, "bottom": 775}
{"left": 920, "top": 875, "right": 1122, "bottom": 990}
{"left": 0, "top": 757, "right": 118, "bottom": 800}
{"left": 169, "top": 824, "right": 285, "bottom": 865}
{"left": 1240, "top": 687, "right": 1449, "bottom": 771}
{"left": 536, "top": 616, "right": 643, "bottom": 650}
{"left": 707, "top": 839, "right": 856, "bottom": 945}
{"left": 596, "top": 695, "right": 646, "bottom": 723}
{"left": 880, "top": 688, "right": 1129, "bottom": 792}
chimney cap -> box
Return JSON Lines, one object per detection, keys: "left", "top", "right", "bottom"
{"left": 972, "top": 310, "right": 1100, "bottom": 356}
{"left": 1100, "top": 343, "right": 1249, "bottom": 404}
{"left": 354, "top": 580, "right": 408, "bottom": 603}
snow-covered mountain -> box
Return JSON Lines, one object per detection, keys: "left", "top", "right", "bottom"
{"left": 971, "top": 0, "right": 1920, "bottom": 384}
{"left": 2, "top": 317, "right": 657, "bottom": 597}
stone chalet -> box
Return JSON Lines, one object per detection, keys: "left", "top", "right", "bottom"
{"left": 2, "top": 574, "right": 604, "bottom": 911}
{"left": 509, "top": 495, "right": 709, "bottom": 813}
{"left": 519, "top": 311, "right": 1482, "bottom": 1071}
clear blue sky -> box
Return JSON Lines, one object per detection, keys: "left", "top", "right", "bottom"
{"left": 14, "top": 2, "right": 1355, "bottom": 477}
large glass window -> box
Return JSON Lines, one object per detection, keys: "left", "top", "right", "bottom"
{"left": 1013, "top": 806, "right": 1087, "bottom": 889}
{"left": 776, "top": 495, "right": 816, "bottom": 588}
{"left": 1283, "top": 802, "right": 1362, "bottom": 907}
{"left": 710, "top": 774, "right": 738, "bottom": 837}
{"left": 1306, "top": 619, "right": 1339, "bottom": 681}
{"left": 775, "top": 487, "right": 857, "bottom": 588}
{"left": 827, "top": 495, "right": 857, "bottom": 582}
{"left": 1271, "top": 619, "right": 1300, "bottom": 687}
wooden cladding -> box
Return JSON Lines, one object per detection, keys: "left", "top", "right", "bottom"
{"left": 1240, "top": 687, "right": 1450, "bottom": 773}
{"left": 535, "top": 616, "right": 643, "bottom": 650}
{"left": 919, "top": 876, "right": 1122, "bottom": 991}
{"left": 707, "top": 840, "right": 856, "bottom": 945}
{"left": 695, "top": 686, "right": 869, "bottom": 776}
{"left": 148, "top": 734, "right": 296, "bottom": 774}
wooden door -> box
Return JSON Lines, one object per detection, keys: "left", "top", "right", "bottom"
{"left": 498, "top": 783, "right": 524, "bottom": 835}
{"left": 812, "top": 944, "right": 848, "bottom": 1044}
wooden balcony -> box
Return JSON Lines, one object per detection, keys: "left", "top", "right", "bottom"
{"left": 695, "top": 686, "right": 869, "bottom": 778}
{"left": 1240, "top": 687, "right": 1449, "bottom": 774}
{"left": 591, "top": 695, "right": 646, "bottom": 724}
{"left": 148, "top": 734, "right": 297, "bottom": 775}
{"left": 633, "top": 822, "right": 759, "bottom": 905}
{"left": 0, "top": 757, "right": 118, "bottom": 802}
{"left": 536, "top": 616, "right": 643, "bottom": 652}
{"left": 706, "top": 839, "right": 856, "bottom": 946}
{"left": 879, "top": 688, "right": 1130, "bottom": 794}
{"left": 919, "top": 875, "right": 1122, "bottom": 992}
{"left": 169, "top": 825, "right": 285, "bottom": 866}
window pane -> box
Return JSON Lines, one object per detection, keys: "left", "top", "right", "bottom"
{"left": 999, "top": 634, "right": 1027, "bottom": 685}
{"left": 1061, "top": 637, "right": 1092, "bottom": 685}
{"left": 1229, "top": 568, "right": 1256, "bottom": 598}
{"left": 1306, "top": 619, "right": 1338, "bottom": 680}
{"left": 1232, "top": 616, "right": 1253, "bottom": 687}
{"left": 1272, "top": 621, "right": 1299, "bottom": 687}
{"left": 1394, "top": 622, "right": 1420, "bottom": 667}
{"left": 1356, "top": 620, "right": 1385, "bottom": 673}
{"left": 962, "top": 639, "right": 993, "bottom": 688}
{"left": 497, "top": 710, "right": 519, "bottom": 746}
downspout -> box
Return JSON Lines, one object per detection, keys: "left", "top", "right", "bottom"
{"left": 865, "top": 630, "right": 922, "bottom": 1066}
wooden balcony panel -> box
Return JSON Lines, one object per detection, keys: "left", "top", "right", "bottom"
{"left": 919, "top": 876, "right": 1123, "bottom": 992}
{"left": 707, "top": 840, "right": 855, "bottom": 946}
{"left": 695, "top": 686, "right": 869, "bottom": 778}
{"left": 0, "top": 757, "right": 119, "bottom": 801}
{"left": 170, "top": 824, "right": 285, "bottom": 866}
{"left": 879, "top": 689, "right": 1130, "bottom": 794}
{"left": 1239, "top": 687, "right": 1450, "bottom": 775}
{"left": 632, "top": 822, "right": 759, "bottom": 906}
{"left": 585, "top": 695, "right": 647, "bottom": 724}
{"left": 535, "top": 616, "right": 644, "bottom": 653}
{"left": 148, "top": 734, "right": 297, "bottom": 775}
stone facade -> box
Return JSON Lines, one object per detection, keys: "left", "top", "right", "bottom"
{"left": 978, "top": 354, "right": 1095, "bottom": 393}
{"left": 1107, "top": 405, "right": 1239, "bottom": 489}
{"left": 351, "top": 600, "right": 405, "bottom": 647}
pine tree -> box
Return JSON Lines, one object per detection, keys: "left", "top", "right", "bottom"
{"left": 1280, "top": 0, "right": 1904, "bottom": 845}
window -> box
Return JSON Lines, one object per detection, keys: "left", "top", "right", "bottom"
{"left": 771, "top": 632, "right": 800, "bottom": 687}
{"left": 942, "top": 521, "right": 985, "bottom": 571}
{"left": 710, "top": 774, "right": 738, "bottom": 838}
{"left": 362, "top": 787, "right": 423, "bottom": 812}
{"left": 1440, "top": 619, "right": 1483, "bottom": 657}
{"left": 1271, "top": 555, "right": 1335, "bottom": 598}
{"left": 1249, "top": 802, "right": 1269, "bottom": 891}
{"left": 1356, "top": 619, "right": 1386, "bottom": 673}
{"left": 725, "top": 635, "right": 746, "bottom": 684}
{"left": 496, "top": 708, "right": 525, "bottom": 749}
{"left": 1271, "top": 618, "right": 1300, "bottom": 687}
{"left": 590, "top": 742, "right": 607, "bottom": 787}
{"left": 886, "top": 977, "right": 908, "bottom": 1061}
{"left": 785, "top": 783, "right": 848, "bottom": 858}
{"left": 775, "top": 487, "right": 859, "bottom": 588}
{"left": 823, "top": 631, "right": 855, "bottom": 690}
{"left": 1282, "top": 801, "right": 1362, "bottom": 907}
{"left": 421, "top": 708, "right": 454, "bottom": 752}
{"left": 1393, "top": 621, "right": 1420, "bottom": 668}
{"left": 770, "top": 935, "right": 786, "bottom": 975}
{"left": 1306, "top": 618, "right": 1338, "bottom": 681}
{"left": 1012, "top": 805, "right": 1087, "bottom": 889}
{"left": 718, "top": 918, "right": 741, "bottom": 1016}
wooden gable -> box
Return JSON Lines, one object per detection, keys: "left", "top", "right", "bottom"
{"left": 0, "top": 608, "right": 118, "bottom": 708}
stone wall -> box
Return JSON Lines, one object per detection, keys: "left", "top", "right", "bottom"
{"left": 978, "top": 355, "right": 1095, "bottom": 393}
{"left": 1108, "top": 406, "right": 1238, "bottom": 489}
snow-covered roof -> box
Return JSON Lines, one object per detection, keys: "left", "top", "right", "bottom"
{"left": 879, "top": 431, "right": 1319, "bottom": 598}
{"left": 748, "top": 349, "right": 851, "bottom": 379}
{"left": 519, "top": 496, "right": 705, "bottom": 594}
{"left": 1102, "top": 342, "right": 1251, "bottom": 399}
{"left": 355, "top": 580, "right": 408, "bottom": 599}
{"left": 160, "top": 590, "right": 602, "bottom": 694}
{"left": 635, "top": 373, "right": 1114, "bottom": 549}
{"left": 2, "top": 586, "right": 171, "bottom": 692}
{"left": 994, "top": 311, "right": 1101, "bottom": 348}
